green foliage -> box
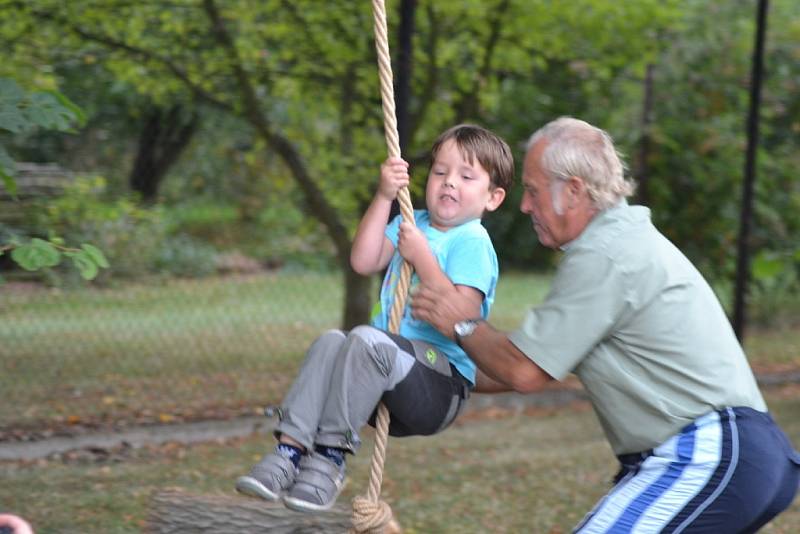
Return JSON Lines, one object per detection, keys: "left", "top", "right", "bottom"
{"left": 0, "top": 77, "right": 106, "bottom": 279}
{"left": 0, "top": 77, "right": 84, "bottom": 186}
{"left": 1, "top": 0, "right": 798, "bottom": 324}
{"left": 0, "top": 0, "right": 682, "bottom": 238}
{"left": 625, "top": 0, "right": 800, "bottom": 299}
{"left": 35, "top": 176, "right": 164, "bottom": 283}
{"left": 9, "top": 238, "right": 60, "bottom": 270}
{"left": 0, "top": 78, "right": 84, "bottom": 134}
{"left": 36, "top": 177, "right": 225, "bottom": 282}
{"left": 163, "top": 198, "right": 335, "bottom": 271}
{"left": 1, "top": 237, "right": 110, "bottom": 281}
{"left": 153, "top": 234, "right": 218, "bottom": 278}
{"left": 749, "top": 250, "right": 800, "bottom": 327}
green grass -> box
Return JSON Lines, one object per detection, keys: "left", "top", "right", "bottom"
{"left": 3, "top": 271, "right": 550, "bottom": 431}
{"left": 1, "top": 389, "right": 798, "bottom": 533}
{"left": 2, "top": 270, "right": 799, "bottom": 531}
{"left": 0, "top": 273, "right": 347, "bottom": 427}
{"left": 0, "top": 270, "right": 545, "bottom": 430}
{"left": 1, "top": 270, "right": 798, "bottom": 430}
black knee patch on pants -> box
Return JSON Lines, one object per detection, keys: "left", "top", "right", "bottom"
{"left": 369, "top": 360, "right": 469, "bottom": 437}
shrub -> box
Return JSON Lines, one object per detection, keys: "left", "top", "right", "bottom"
{"left": 35, "top": 175, "right": 166, "bottom": 283}
{"left": 154, "top": 234, "right": 218, "bottom": 278}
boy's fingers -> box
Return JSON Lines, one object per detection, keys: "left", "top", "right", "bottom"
{"left": 387, "top": 157, "right": 408, "bottom": 167}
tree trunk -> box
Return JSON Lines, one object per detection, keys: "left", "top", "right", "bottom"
{"left": 733, "top": 0, "right": 769, "bottom": 341}
{"left": 203, "top": 0, "right": 372, "bottom": 327}
{"left": 148, "top": 489, "right": 351, "bottom": 533}
{"left": 129, "top": 104, "right": 198, "bottom": 203}
{"left": 388, "top": 0, "right": 417, "bottom": 224}
{"left": 343, "top": 262, "right": 375, "bottom": 330}
{"left": 635, "top": 63, "right": 655, "bottom": 206}
{"left": 396, "top": 0, "right": 415, "bottom": 154}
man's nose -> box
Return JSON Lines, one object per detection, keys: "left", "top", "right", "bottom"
{"left": 520, "top": 194, "right": 531, "bottom": 213}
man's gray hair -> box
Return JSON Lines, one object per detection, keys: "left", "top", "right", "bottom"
{"left": 527, "top": 117, "right": 635, "bottom": 210}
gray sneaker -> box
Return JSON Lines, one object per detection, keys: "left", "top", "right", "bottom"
{"left": 282, "top": 452, "right": 346, "bottom": 512}
{"left": 235, "top": 451, "right": 297, "bottom": 501}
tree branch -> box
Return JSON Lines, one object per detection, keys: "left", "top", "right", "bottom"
{"left": 409, "top": 3, "right": 441, "bottom": 142}
{"left": 454, "top": 0, "right": 510, "bottom": 122}
{"left": 201, "top": 0, "right": 351, "bottom": 261}
{"left": 279, "top": 0, "right": 336, "bottom": 73}
{"left": 9, "top": 2, "right": 233, "bottom": 113}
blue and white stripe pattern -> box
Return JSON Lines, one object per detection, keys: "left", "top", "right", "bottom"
{"left": 575, "top": 409, "right": 738, "bottom": 533}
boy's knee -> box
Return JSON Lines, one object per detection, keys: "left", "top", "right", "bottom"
{"left": 346, "top": 326, "right": 396, "bottom": 375}
{"left": 309, "top": 329, "right": 347, "bottom": 351}
{"left": 348, "top": 325, "right": 380, "bottom": 341}
{"left": 348, "top": 326, "right": 393, "bottom": 360}
{"left": 318, "top": 329, "right": 347, "bottom": 341}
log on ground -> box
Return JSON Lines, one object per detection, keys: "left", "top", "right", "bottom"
{"left": 148, "top": 488, "right": 351, "bottom": 533}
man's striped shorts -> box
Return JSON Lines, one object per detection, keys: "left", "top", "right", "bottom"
{"left": 574, "top": 407, "right": 800, "bottom": 533}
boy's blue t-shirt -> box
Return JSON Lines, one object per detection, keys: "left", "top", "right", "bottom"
{"left": 371, "top": 209, "right": 499, "bottom": 384}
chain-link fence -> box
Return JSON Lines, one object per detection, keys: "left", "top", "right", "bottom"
{"left": 0, "top": 271, "right": 364, "bottom": 433}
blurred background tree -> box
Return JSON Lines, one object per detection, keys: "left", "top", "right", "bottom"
{"left": 0, "top": 0, "right": 797, "bottom": 330}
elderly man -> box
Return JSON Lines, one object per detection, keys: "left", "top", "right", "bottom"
{"left": 412, "top": 117, "right": 800, "bottom": 532}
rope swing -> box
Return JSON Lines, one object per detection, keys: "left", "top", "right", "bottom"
{"left": 350, "top": 1, "right": 413, "bottom": 532}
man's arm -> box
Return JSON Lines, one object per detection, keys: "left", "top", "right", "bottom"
{"left": 412, "top": 285, "right": 553, "bottom": 393}
{"left": 474, "top": 369, "right": 513, "bottom": 393}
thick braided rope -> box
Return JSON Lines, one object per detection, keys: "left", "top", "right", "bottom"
{"left": 351, "top": 1, "right": 414, "bottom": 533}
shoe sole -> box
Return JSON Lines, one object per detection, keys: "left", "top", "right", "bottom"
{"left": 235, "top": 475, "right": 281, "bottom": 502}
{"left": 282, "top": 478, "right": 346, "bottom": 513}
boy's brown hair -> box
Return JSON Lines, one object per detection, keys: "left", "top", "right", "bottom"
{"left": 430, "top": 124, "right": 514, "bottom": 192}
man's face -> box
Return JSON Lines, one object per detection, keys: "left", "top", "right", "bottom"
{"left": 519, "top": 140, "right": 571, "bottom": 249}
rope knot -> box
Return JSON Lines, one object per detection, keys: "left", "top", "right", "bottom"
{"left": 350, "top": 495, "right": 400, "bottom": 533}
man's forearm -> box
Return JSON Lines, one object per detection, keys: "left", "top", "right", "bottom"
{"left": 409, "top": 283, "right": 552, "bottom": 392}
{"left": 474, "top": 369, "right": 513, "bottom": 393}
{"left": 461, "top": 322, "right": 552, "bottom": 394}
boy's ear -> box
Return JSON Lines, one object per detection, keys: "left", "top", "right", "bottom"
{"left": 485, "top": 187, "right": 506, "bottom": 212}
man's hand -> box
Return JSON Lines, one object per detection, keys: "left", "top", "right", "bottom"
{"left": 411, "top": 283, "right": 477, "bottom": 339}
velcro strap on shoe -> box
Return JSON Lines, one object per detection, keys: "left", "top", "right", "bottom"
{"left": 299, "top": 453, "right": 339, "bottom": 474}
{"left": 252, "top": 452, "right": 296, "bottom": 486}
{"left": 296, "top": 453, "right": 342, "bottom": 487}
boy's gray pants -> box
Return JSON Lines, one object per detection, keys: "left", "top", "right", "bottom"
{"left": 274, "top": 325, "right": 472, "bottom": 454}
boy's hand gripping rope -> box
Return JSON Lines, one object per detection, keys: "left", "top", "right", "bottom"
{"left": 350, "top": 1, "right": 412, "bottom": 533}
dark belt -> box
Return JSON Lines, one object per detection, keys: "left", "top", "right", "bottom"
{"left": 613, "top": 449, "right": 654, "bottom": 485}
{"left": 617, "top": 449, "right": 653, "bottom": 468}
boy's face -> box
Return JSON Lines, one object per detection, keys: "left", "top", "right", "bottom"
{"left": 425, "top": 139, "right": 506, "bottom": 231}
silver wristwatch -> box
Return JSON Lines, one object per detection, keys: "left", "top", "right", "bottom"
{"left": 454, "top": 318, "right": 482, "bottom": 347}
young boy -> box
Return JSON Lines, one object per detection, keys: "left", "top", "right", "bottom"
{"left": 235, "top": 124, "right": 514, "bottom": 512}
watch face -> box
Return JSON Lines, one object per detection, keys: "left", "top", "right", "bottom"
{"left": 455, "top": 320, "right": 477, "bottom": 337}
